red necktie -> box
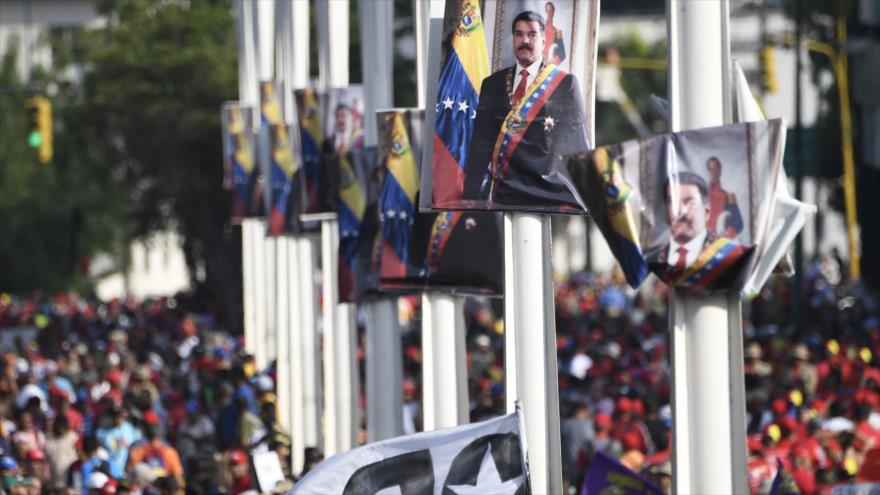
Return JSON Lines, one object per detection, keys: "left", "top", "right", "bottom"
{"left": 674, "top": 246, "right": 688, "bottom": 272}
{"left": 512, "top": 69, "right": 529, "bottom": 105}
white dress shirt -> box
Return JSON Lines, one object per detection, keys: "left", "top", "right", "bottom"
{"left": 513, "top": 59, "right": 541, "bottom": 94}
{"left": 667, "top": 229, "right": 707, "bottom": 267}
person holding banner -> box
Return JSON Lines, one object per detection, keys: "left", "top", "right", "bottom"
{"left": 462, "top": 10, "right": 588, "bottom": 210}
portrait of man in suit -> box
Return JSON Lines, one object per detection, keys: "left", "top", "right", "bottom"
{"left": 462, "top": 10, "right": 589, "bottom": 210}
{"left": 648, "top": 171, "right": 750, "bottom": 290}
{"left": 322, "top": 103, "right": 365, "bottom": 156}
{"left": 706, "top": 156, "right": 744, "bottom": 238}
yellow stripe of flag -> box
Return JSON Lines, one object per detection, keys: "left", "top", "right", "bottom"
{"left": 386, "top": 112, "right": 419, "bottom": 202}
{"left": 450, "top": 0, "right": 490, "bottom": 94}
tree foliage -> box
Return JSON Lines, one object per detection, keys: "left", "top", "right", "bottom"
{"left": 0, "top": 0, "right": 243, "bottom": 327}
{"left": 70, "top": 0, "right": 242, "bottom": 326}
{"left": 0, "top": 39, "right": 126, "bottom": 294}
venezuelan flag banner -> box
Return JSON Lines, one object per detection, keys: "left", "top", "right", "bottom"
{"left": 296, "top": 88, "right": 325, "bottom": 214}
{"left": 267, "top": 123, "right": 298, "bottom": 235}
{"left": 221, "top": 103, "right": 258, "bottom": 220}
{"left": 260, "top": 81, "right": 297, "bottom": 235}
{"left": 432, "top": 0, "right": 490, "bottom": 206}
{"left": 336, "top": 147, "right": 382, "bottom": 303}
{"left": 379, "top": 111, "right": 419, "bottom": 277}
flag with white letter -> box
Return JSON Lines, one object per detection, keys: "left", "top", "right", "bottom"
{"left": 290, "top": 410, "right": 529, "bottom": 495}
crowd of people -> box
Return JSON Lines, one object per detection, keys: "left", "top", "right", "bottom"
{"left": 0, "top": 251, "right": 878, "bottom": 494}
{"left": 0, "top": 295, "right": 297, "bottom": 494}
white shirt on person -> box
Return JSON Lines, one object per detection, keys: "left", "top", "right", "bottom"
{"left": 513, "top": 59, "right": 541, "bottom": 94}
{"left": 667, "top": 230, "right": 707, "bottom": 267}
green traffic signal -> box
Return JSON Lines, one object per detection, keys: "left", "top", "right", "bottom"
{"left": 28, "top": 130, "right": 42, "bottom": 148}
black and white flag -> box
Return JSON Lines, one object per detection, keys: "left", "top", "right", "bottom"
{"left": 290, "top": 410, "right": 529, "bottom": 495}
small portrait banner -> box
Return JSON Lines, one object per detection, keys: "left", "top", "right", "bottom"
{"left": 566, "top": 119, "right": 787, "bottom": 294}
{"left": 221, "top": 103, "right": 262, "bottom": 220}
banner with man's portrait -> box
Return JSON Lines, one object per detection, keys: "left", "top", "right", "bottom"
{"left": 566, "top": 119, "right": 787, "bottom": 294}
{"left": 294, "top": 88, "right": 329, "bottom": 216}
{"left": 333, "top": 146, "right": 382, "bottom": 303}
{"left": 377, "top": 109, "right": 503, "bottom": 296}
{"left": 421, "top": 0, "right": 599, "bottom": 213}
{"left": 221, "top": 103, "right": 262, "bottom": 220}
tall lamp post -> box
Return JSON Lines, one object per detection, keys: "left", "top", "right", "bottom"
{"left": 805, "top": 18, "right": 860, "bottom": 281}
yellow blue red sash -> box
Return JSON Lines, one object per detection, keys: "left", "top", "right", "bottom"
{"left": 671, "top": 237, "right": 745, "bottom": 289}
{"left": 488, "top": 63, "right": 565, "bottom": 203}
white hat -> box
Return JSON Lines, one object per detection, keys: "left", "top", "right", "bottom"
{"left": 87, "top": 471, "right": 109, "bottom": 489}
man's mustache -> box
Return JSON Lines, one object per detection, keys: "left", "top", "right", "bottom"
{"left": 517, "top": 44, "right": 533, "bottom": 52}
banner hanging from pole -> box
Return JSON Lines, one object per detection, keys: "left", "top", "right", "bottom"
{"left": 222, "top": 103, "right": 262, "bottom": 220}
{"left": 420, "top": 0, "right": 598, "bottom": 214}
{"left": 377, "top": 109, "right": 503, "bottom": 295}
{"left": 566, "top": 119, "right": 789, "bottom": 295}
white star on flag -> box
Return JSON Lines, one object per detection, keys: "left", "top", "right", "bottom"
{"left": 386, "top": 209, "right": 396, "bottom": 218}
{"left": 447, "top": 445, "right": 524, "bottom": 495}
{"left": 442, "top": 97, "right": 455, "bottom": 110}
{"left": 458, "top": 100, "right": 469, "bottom": 113}
{"left": 399, "top": 211, "right": 407, "bottom": 219}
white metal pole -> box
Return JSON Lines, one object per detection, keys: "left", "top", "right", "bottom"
{"left": 252, "top": 0, "right": 275, "bottom": 372}
{"left": 316, "top": 0, "right": 350, "bottom": 88}
{"left": 235, "top": 0, "right": 258, "bottom": 359}
{"left": 287, "top": 239, "right": 306, "bottom": 474}
{"left": 321, "top": 221, "right": 359, "bottom": 455}
{"left": 358, "top": 0, "right": 401, "bottom": 444}
{"left": 357, "top": 0, "right": 393, "bottom": 144}
{"left": 365, "top": 299, "right": 404, "bottom": 442}
{"left": 291, "top": 0, "right": 310, "bottom": 88}
{"left": 667, "top": 0, "right": 747, "bottom": 492}
{"left": 316, "top": 0, "right": 356, "bottom": 456}
{"left": 510, "top": 213, "right": 562, "bottom": 494}
{"left": 414, "top": 0, "right": 431, "bottom": 108}
{"left": 297, "top": 236, "right": 323, "bottom": 451}
{"left": 503, "top": 213, "right": 517, "bottom": 414}
{"left": 252, "top": 223, "right": 269, "bottom": 370}
{"left": 275, "top": 239, "right": 291, "bottom": 432}
{"left": 421, "top": 294, "right": 468, "bottom": 431}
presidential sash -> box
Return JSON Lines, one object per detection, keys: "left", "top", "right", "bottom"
{"left": 425, "top": 211, "right": 463, "bottom": 277}
{"left": 668, "top": 237, "right": 746, "bottom": 289}
{"left": 487, "top": 63, "right": 566, "bottom": 204}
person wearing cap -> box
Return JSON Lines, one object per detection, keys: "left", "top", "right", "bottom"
{"left": 744, "top": 342, "right": 773, "bottom": 378}
{"left": 87, "top": 471, "right": 110, "bottom": 495}
{"left": 587, "top": 413, "right": 622, "bottom": 461}
{"left": 225, "top": 450, "right": 253, "bottom": 495}
{"left": 789, "top": 343, "right": 818, "bottom": 398}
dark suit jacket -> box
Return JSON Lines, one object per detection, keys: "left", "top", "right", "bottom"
{"left": 462, "top": 65, "right": 589, "bottom": 211}
{"left": 404, "top": 211, "right": 503, "bottom": 294}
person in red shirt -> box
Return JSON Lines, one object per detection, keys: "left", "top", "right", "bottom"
{"left": 790, "top": 446, "right": 818, "bottom": 495}
{"left": 747, "top": 436, "right": 774, "bottom": 495}
{"left": 226, "top": 450, "right": 253, "bottom": 495}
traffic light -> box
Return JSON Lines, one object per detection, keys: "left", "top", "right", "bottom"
{"left": 25, "top": 96, "right": 53, "bottom": 164}
{"left": 760, "top": 47, "right": 778, "bottom": 94}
